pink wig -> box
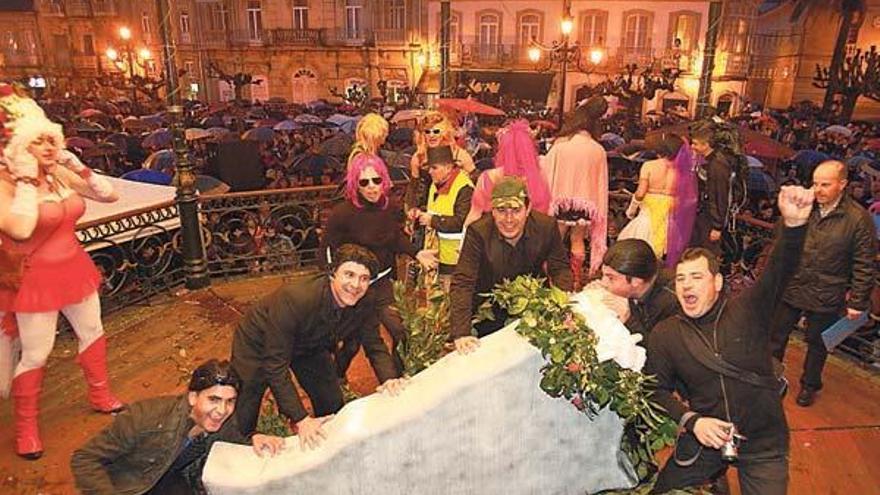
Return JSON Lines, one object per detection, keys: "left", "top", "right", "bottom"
{"left": 345, "top": 153, "right": 393, "bottom": 209}
{"left": 493, "top": 119, "right": 552, "bottom": 213}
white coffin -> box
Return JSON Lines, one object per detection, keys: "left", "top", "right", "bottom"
{"left": 203, "top": 324, "right": 638, "bottom": 494}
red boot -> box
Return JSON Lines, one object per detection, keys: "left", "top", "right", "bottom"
{"left": 11, "top": 368, "right": 44, "bottom": 460}
{"left": 570, "top": 253, "right": 585, "bottom": 291}
{"left": 77, "top": 336, "right": 125, "bottom": 413}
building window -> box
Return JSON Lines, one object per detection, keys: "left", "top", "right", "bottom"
{"left": 141, "top": 12, "right": 151, "bottom": 36}
{"left": 209, "top": 3, "right": 229, "bottom": 31}
{"left": 478, "top": 13, "right": 500, "bottom": 48}
{"left": 247, "top": 1, "right": 263, "bottom": 41}
{"left": 180, "top": 12, "right": 191, "bottom": 43}
{"left": 44, "top": 0, "right": 64, "bottom": 15}
{"left": 82, "top": 34, "right": 94, "bottom": 55}
{"left": 668, "top": 11, "right": 700, "bottom": 53}
{"left": 579, "top": 10, "right": 607, "bottom": 47}
{"left": 293, "top": 0, "right": 309, "bottom": 29}
{"left": 93, "top": 0, "right": 114, "bottom": 14}
{"left": 384, "top": 0, "right": 405, "bottom": 30}
{"left": 519, "top": 13, "right": 541, "bottom": 46}
{"left": 622, "top": 11, "right": 651, "bottom": 52}
{"left": 345, "top": 0, "right": 363, "bottom": 39}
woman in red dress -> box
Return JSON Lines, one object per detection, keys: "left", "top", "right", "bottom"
{"left": 0, "top": 92, "right": 123, "bottom": 460}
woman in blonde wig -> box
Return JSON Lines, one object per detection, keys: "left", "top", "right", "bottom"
{"left": 407, "top": 111, "right": 475, "bottom": 208}
{"left": 347, "top": 113, "right": 389, "bottom": 168}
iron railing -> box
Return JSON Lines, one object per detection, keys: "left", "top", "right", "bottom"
{"left": 75, "top": 185, "right": 879, "bottom": 370}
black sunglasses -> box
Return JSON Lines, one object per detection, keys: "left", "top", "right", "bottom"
{"left": 358, "top": 177, "right": 383, "bottom": 187}
{"left": 424, "top": 128, "right": 443, "bottom": 135}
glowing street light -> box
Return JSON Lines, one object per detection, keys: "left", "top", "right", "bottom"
{"left": 105, "top": 47, "right": 118, "bottom": 61}
{"left": 560, "top": 16, "right": 573, "bottom": 36}
{"left": 590, "top": 47, "right": 605, "bottom": 65}
{"left": 119, "top": 26, "right": 132, "bottom": 41}
{"left": 139, "top": 48, "right": 152, "bottom": 60}
{"left": 528, "top": 46, "right": 542, "bottom": 63}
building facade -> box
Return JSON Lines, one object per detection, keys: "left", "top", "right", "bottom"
{"left": 424, "top": 0, "right": 758, "bottom": 116}
{"left": 166, "top": 0, "right": 430, "bottom": 104}
{"left": 748, "top": 0, "right": 880, "bottom": 119}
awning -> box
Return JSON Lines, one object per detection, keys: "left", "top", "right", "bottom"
{"left": 456, "top": 71, "right": 554, "bottom": 103}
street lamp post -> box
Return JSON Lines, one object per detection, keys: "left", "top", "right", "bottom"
{"left": 528, "top": 1, "right": 603, "bottom": 129}
{"left": 106, "top": 26, "right": 151, "bottom": 110}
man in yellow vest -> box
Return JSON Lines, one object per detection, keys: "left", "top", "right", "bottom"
{"left": 410, "top": 145, "right": 474, "bottom": 276}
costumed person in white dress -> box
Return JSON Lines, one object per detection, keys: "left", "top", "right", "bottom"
{"left": 619, "top": 132, "right": 697, "bottom": 266}
{"left": 0, "top": 84, "right": 123, "bottom": 460}
{"left": 542, "top": 96, "right": 609, "bottom": 289}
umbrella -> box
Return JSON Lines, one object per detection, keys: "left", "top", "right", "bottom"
{"left": 307, "top": 99, "right": 331, "bottom": 111}
{"left": 267, "top": 96, "right": 288, "bottom": 105}
{"left": 195, "top": 175, "right": 230, "bottom": 194}
{"left": 865, "top": 138, "right": 880, "bottom": 152}
{"left": 143, "top": 149, "right": 176, "bottom": 173}
{"left": 122, "top": 116, "right": 148, "bottom": 131}
{"left": 185, "top": 128, "right": 212, "bottom": 141}
{"left": 273, "top": 120, "right": 300, "bottom": 131}
{"left": 142, "top": 128, "right": 173, "bottom": 149}
{"left": 294, "top": 113, "right": 323, "bottom": 124}
{"left": 391, "top": 109, "right": 426, "bottom": 123}
{"left": 200, "top": 115, "right": 225, "bottom": 127}
{"left": 793, "top": 150, "right": 829, "bottom": 170}
{"left": 437, "top": 98, "right": 505, "bottom": 116}
{"left": 103, "top": 133, "right": 130, "bottom": 153}
{"left": 387, "top": 127, "right": 414, "bottom": 146}
{"left": 746, "top": 155, "right": 764, "bottom": 169}
{"left": 74, "top": 121, "right": 105, "bottom": 133}
{"left": 748, "top": 168, "right": 777, "bottom": 195}
{"left": 78, "top": 108, "right": 105, "bottom": 119}
{"left": 600, "top": 133, "right": 626, "bottom": 149}
{"left": 206, "top": 127, "right": 232, "bottom": 139}
{"left": 242, "top": 126, "right": 275, "bottom": 142}
{"left": 66, "top": 137, "right": 95, "bottom": 149}
{"left": 326, "top": 114, "right": 360, "bottom": 134}
{"left": 82, "top": 142, "right": 121, "bottom": 158}
{"left": 120, "top": 168, "right": 173, "bottom": 185}
{"left": 255, "top": 118, "right": 279, "bottom": 128}
{"left": 320, "top": 133, "right": 354, "bottom": 157}
{"left": 824, "top": 124, "right": 853, "bottom": 137}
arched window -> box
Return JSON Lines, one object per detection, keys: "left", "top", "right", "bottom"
{"left": 622, "top": 11, "right": 652, "bottom": 52}
{"left": 579, "top": 10, "right": 607, "bottom": 47}
{"left": 519, "top": 13, "right": 541, "bottom": 46}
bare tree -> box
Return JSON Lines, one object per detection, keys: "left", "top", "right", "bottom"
{"left": 814, "top": 45, "right": 880, "bottom": 121}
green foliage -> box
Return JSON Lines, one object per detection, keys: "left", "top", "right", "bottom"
{"left": 393, "top": 278, "right": 450, "bottom": 377}
{"left": 256, "top": 395, "right": 293, "bottom": 437}
{"left": 480, "top": 276, "right": 678, "bottom": 482}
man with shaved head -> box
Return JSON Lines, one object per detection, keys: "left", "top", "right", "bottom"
{"left": 770, "top": 160, "right": 876, "bottom": 407}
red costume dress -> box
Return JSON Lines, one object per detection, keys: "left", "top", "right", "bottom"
{"left": 0, "top": 194, "right": 101, "bottom": 312}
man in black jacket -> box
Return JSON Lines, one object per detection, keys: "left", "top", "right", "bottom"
{"left": 646, "top": 185, "right": 814, "bottom": 495}
{"left": 72, "top": 360, "right": 283, "bottom": 495}
{"left": 230, "top": 244, "right": 406, "bottom": 450}
{"left": 770, "top": 161, "right": 876, "bottom": 407}
{"left": 690, "top": 127, "right": 733, "bottom": 256}
{"left": 450, "top": 177, "right": 572, "bottom": 353}
{"left": 600, "top": 238, "right": 679, "bottom": 339}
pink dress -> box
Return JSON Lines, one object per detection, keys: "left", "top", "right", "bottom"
{"left": 541, "top": 132, "right": 609, "bottom": 272}
{"left": 0, "top": 194, "right": 102, "bottom": 313}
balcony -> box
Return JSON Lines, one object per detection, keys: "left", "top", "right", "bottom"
{"left": 2, "top": 52, "right": 40, "bottom": 67}
{"left": 200, "top": 29, "right": 268, "bottom": 48}
{"left": 72, "top": 54, "right": 99, "bottom": 71}
{"left": 374, "top": 28, "right": 407, "bottom": 45}
{"left": 65, "top": 0, "right": 92, "bottom": 17}
{"left": 269, "top": 28, "right": 322, "bottom": 46}
{"left": 322, "top": 28, "right": 371, "bottom": 46}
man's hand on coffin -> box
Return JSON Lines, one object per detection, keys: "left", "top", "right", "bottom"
{"left": 416, "top": 249, "right": 439, "bottom": 270}
{"left": 693, "top": 417, "right": 734, "bottom": 449}
{"left": 251, "top": 434, "right": 285, "bottom": 457}
{"left": 454, "top": 336, "right": 480, "bottom": 354}
{"left": 377, "top": 377, "right": 408, "bottom": 396}
{"left": 295, "top": 415, "right": 331, "bottom": 450}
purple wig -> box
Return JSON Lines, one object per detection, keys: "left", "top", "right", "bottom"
{"left": 345, "top": 153, "right": 393, "bottom": 209}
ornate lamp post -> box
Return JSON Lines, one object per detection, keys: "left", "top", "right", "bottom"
{"left": 528, "top": 1, "right": 604, "bottom": 129}
{"left": 156, "top": 0, "right": 210, "bottom": 290}
{"left": 105, "top": 26, "right": 150, "bottom": 108}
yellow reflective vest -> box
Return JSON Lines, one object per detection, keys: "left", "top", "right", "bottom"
{"left": 426, "top": 171, "right": 473, "bottom": 266}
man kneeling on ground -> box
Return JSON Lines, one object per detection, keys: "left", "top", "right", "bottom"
{"left": 71, "top": 359, "right": 283, "bottom": 495}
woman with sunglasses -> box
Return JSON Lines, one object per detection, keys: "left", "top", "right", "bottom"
{"left": 322, "top": 154, "right": 438, "bottom": 379}
{"left": 407, "top": 112, "right": 476, "bottom": 209}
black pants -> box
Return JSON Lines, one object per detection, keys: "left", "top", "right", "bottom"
{"left": 689, "top": 212, "right": 722, "bottom": 257}
{"left": 233, "top": 351, "right": 344, "bottom": 436}
{"left": 769, "top": 301, "right": 839, "bottom": 390}
{"left": 336, "top": 278, "right": 407, "bottom": 377}
{"left": 651, "top": 445, "right": 788, "bottom": 495}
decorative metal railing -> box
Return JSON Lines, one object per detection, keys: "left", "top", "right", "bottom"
{"left": 75, "top": 185, "right": 878, "bottom": 370}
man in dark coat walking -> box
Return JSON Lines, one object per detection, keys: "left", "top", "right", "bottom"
{"left": 770, "top": 160, "right": 876, "bottom": 407}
